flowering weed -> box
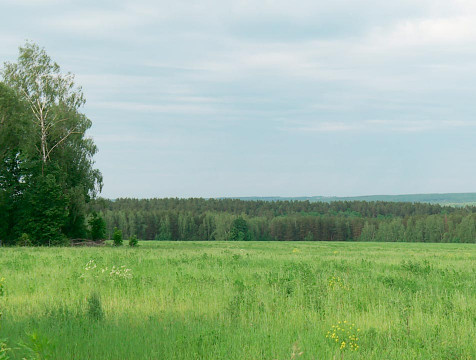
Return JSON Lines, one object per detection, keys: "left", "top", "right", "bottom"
{"left": 80, "top": 260, "right": 133, "bottom": 279}
{"left": 108, "top": 265, "right": 133, "bottom": 279}
{"left": 326, "top": 321, "right": 360, "bottom": 352}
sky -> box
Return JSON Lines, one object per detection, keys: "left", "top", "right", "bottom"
{"left": 1, "top": 0, "right": 476, "bottom": 198}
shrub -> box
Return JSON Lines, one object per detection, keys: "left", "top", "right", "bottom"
{"left": 16, "top": 233, "right": 32, "bottom": 247}
{"left": 129, "top": 235, "right": 138, "bottom": 247}
{"left": 112, "top": 227, "right": 123, "bottom": 246}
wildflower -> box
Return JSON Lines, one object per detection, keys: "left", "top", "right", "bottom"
{"left": 109, "top": 265, "right": 133, "bottom": 279}
{"left": 81, "top": 261, "right": 132, "bottom": 279}
{"left": 84, "top": 260, "right": 97, "bottom": 271}
{"left": 326, "top": 321, "right": 360, "bottom": 352}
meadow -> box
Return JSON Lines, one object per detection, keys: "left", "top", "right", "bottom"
{"left": 0, "top": 241, "right": 474, "bottom": 359}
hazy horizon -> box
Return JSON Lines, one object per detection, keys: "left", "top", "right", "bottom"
{"left": 105, "top": 191, "right": 476, "bottom": 201}
{"left": 2, "top": 1, "right": 476, "bottom": 198}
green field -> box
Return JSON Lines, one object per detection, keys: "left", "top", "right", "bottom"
{"left": 0, "top": 242, "right": 475, "bottom": 359}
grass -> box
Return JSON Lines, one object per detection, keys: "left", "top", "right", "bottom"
{"left": 0, "top": 241, "right": 475, "bottom": 359}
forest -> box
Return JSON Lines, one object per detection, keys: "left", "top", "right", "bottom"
{"left": 92, "top": 198, "right": 476, "bottom": 243}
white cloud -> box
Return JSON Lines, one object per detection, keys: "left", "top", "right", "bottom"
{"left": 367, "top": 16, "right": 476, "bottom": 49}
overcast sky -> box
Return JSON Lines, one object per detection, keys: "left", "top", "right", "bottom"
{"left": 1, "top": 0, "right": 475, "bottom": 198}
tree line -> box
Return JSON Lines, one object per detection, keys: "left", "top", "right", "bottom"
{"left": 91, "top": 198, "right": 476, "bottom": 243}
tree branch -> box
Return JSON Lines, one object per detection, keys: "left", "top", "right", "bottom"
{"left": 46, "top": 116, "right": 69, "bottom": 132}
{"left": 46, "top": 127, "right": 80, "bottom": 160}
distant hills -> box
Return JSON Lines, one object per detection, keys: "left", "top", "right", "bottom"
{"left": 230, "top": 193, "right": 476, "bottom": 206}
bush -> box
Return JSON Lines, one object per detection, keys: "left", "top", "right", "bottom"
{"left": 112, "top": 227, "right": 123, "bottom": 246}
{"left": 129, "top": 235, "right": 138, "bottom": 247}
{"left": 16, "top": 233, "right": 32, "bottom": 247}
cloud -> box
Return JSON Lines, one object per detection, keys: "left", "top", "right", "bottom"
{"left": 366, "top": 16, "right": 476, "bottom": 50}
{"left": 4, "top": 0, "right": 476, "bottom": 197}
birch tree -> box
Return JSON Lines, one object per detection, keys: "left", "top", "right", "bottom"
{"left": 2, "top": 42, "right": 85, "bottom": 172}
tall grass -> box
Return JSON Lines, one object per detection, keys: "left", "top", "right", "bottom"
{"left": 0, "top": 242, "right": 474, "bottom": 359}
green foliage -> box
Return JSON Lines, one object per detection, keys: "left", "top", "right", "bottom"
{"left": 16, "top": 233, "right": 32, "bottom": 247}
{"left": 112, "top": 227, "right": 123, "bottom": 246}
{"left": 456, "top": 215, "right": 476, "bottom": 243}
{"left": 0, "top": 42, "right": 102, "bottom": 245}
{"left": 229, "top": 217, "right": 251, "bottom": 241}
{"left": 19, "top": 332, "right": 54, "bottom": 360}
{"left": 88, "top": 212, "right": 106, "bottom": 241}
{"left": 374, "top": 219, "right": 405, "bottom": 242}
{"left": 0, "top": 83, "right": 30, "bottom": 245}
{"left": 128, "top": 234, "right": 138, "bottom": 247}
{"left": 359, "top": 221, "right": 376, "bottom": 241}
{"left": 156, "top": 217, "right": 172, "bottom": 240}
{"left": 95, "top": 198, "right": 476, "bottom": 243}
{"left": 24, "top": 174, "right": 68, "bottom": 246}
